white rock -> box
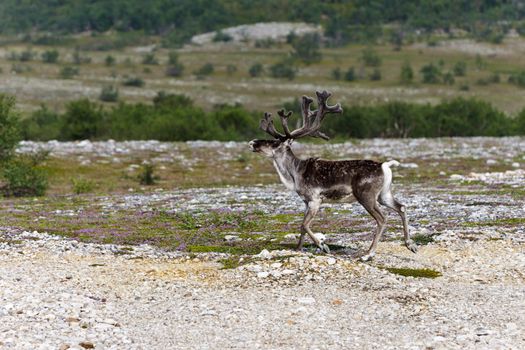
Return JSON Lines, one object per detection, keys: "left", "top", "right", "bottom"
{"left": 298, "top": 297, "right": 316, "bottom": 305}
{"left": 256, "top": 249, "right": 272, "bottom": 259}
{"left": 400, "top": 162, "right": 418, "bottom": 168}
{"left": 257, "top": 271, "right": 269, "bottom": 278}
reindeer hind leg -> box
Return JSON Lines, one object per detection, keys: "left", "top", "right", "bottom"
{"left": 355, "top": 192, "right": 386, "bottom": 261}
{"left": 379, "top": 191, "right": 417, "bottom": 253}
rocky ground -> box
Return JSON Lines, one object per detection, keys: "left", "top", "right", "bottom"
{"left": 1, "top": 138, "right": 524, "bottom": 349}
{"left": 1, "top": 229, "right": 523, "bottom": 350}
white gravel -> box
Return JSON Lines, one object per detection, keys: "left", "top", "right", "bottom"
{"left": 0, "top": 231, "right": 524, "bottom": 349}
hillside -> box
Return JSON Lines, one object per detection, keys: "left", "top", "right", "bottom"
{"left": 1, "top": 1, "right": 524, "bottom": 46}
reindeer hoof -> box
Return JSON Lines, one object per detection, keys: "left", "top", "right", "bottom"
{"left": 360, "top": 253, "right": 374, "bottom": 262}
{"left": 405, "top": 240, "right": 418, "bottom": 253}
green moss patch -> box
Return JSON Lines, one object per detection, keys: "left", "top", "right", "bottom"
{"left": 382, "top": 267, "right": 442, "bottom": 278}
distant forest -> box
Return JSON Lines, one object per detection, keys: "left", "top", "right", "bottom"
{"left": 1, "top": 1, "right": 524, "bottom": 46}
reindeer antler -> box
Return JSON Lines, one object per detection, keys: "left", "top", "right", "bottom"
{"left": 277, "top": 109, "right": 293, "bottom": 138}
{"left": 259, "top": 112, "right": 287, "bottom": 141}
{"left": 289, "top": 90, "right": 342, "bottom": 140}
{"left": 260, "top": 90, "right": 342, "bottom": 141}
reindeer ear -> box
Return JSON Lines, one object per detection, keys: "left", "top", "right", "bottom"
{"left": 285, "top": 139, "right": 294, "bottom": 146}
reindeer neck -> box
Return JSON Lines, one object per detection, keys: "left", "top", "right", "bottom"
{"left": 272, "top": 147, "right": 302, "bottom": 190}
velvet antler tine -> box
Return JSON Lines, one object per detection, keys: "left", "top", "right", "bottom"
{"left": 277, "top": 109, "right": 293, "bottom": 138}
{"left": 260, "top": 112, "right": 286, "bottom": 140}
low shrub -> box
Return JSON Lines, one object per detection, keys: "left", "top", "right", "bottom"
{"left": 360, "top": 47, "right": 382, "bottom": 67}
{"left": 0, "top": 94, "right": 20, "bottom": 162}
{"left": 1, "top": 153, "right": 48, "bottom": 197}
{"left": 194, "top": 63, "right": 214, "bottom": 77}
{"left": 369, "top": 68, "right": 382, "bottom": 81}
{"left": 105, "top": 55, "right": 116, "bottom": 66}
{"left": 270, "top": 61, "right": 296, "bottom": 80}
{"left": 213, "top": 31, "right": 233, "bottom": 42}
{"left": 60, "top": 66, "right": 79, "bottom": 79}
{"left": 99, "top": 85, "right": 119, "bottom": 102}
{"left": 138, "top": 163, "right": 156, "bottom": 185}
{"left": 249, "top": 63, "right": 263, "bottom": 77}
{"left": 71, "top": 177, "right": 95, "bottom": 194}
{"left": 508, "top": 71, "right": 525, "bottom": 87}
{"left": 332, "top": 67, "right": 342, "bottom": 80}
{"left": 122, "top": 77, "right": 145, "bottom": 87}
{"left": 344, "top": 67, "right": 356, "bottom": 81}
{"left": 142, "top": 53, "right": 158, "bottom": 65}
{"left": 41, "top": 49, "right": 59, "bottom": 63}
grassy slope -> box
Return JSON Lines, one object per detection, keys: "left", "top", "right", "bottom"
{"left": 1, "top": 36, "right": 525, "bottom": 115}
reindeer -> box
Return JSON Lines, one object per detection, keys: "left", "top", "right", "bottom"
{"left": 249, "top": 91, "right": 417, "bottom": 261}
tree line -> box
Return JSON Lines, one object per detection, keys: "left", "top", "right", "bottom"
{"left": 1, "top": 1, "right": 524, "bottom": 46}
{"left": 17, "top": 93, "right": 525, "bottom": 142}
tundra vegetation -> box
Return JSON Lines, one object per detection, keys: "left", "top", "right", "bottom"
{"left": 0, "top": 0, "right": 524, "bottom": 260}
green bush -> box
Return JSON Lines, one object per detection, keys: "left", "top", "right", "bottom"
{"left": 18, "top": 93, "right": 524, "bottom": 142}
{"left": 71, "top": 177, "right": 95, "bottom": 194}
{"left": 105, "top": 55, "right": 116, "bottom": 66}
{"left": 122, "top": 77, "right": 145, "bottom": 87}
{"left": 270, "top": 61, "right": 296, "bottom": 80}
{"left": 477, "top": 74, "right": 500, "bottom": 86}
{"left": 332, "top": 67, "right": 342, "bottom": 80}
{"left": 142, "top": 53, "right": 158, "bottom": 65}
{"left": 72, "top": 47, "right": 91, "bottom": 64}
{"left": 59, "top": 66, "right": 79, "bottom": 79}
{"left": 166, "top": 52, "right": 184, "bottom": 77}
{"left": 254, "top": 38, "right": 276, "bottom": 48}
{"left": 138, "top": 163, "right": 156, "bottom": 185}
{"left": 453, "top": 61, "right": 467, "bottom": 76}
{"left": 369, "top": 68, "right": 382, "bottom": 81}
{"left": 99, "top": 85, "right": 119, "bottom": 102}
{"left": 430, "top": 98, "right": 511, "bottom": 137}
{"left": 168, "top": 51, "right": 180, "bottom": 65}
{"left": 344, "top": 67, "right": 356, "bottom": 81}
{"left": 11, "top": 64, "right": 32, "bottom": 74}
{"left": 291, "top": 33, "right": 322, "bottom": 64}
{"left": 249, "top": 63, "right": 263, "bottom": 77}
{"left": 213, "top": 105, "right": 259, "bottom": 140}
{"left": 400, "top": 61, "right": 414, "bottom": 84}
{"left": 41, "top": 49, "right": 59, "bottom": 63}
{"left": 324, "top": 97, "right": 514, "bottom": 139}
{"left": 1, "top": 154, "right": 48, "bottom": 197}
{"left": 508, "top": 71, "right": 525, "bottom": 87}
{"left": 194, "top": 63, "right": 214, "bottom": 77}
{"left": 420, "top": 63, "right": 441, "bottom": 84}
{"left": 19, "top": 49, "right": 34, "bottom": 62}
{"left": 166, "top": 64, "right": 184, "bottom": 77}
{"left": 213, "top": 31, "right": 233, "bottom": 42}
{"left": 60, "top": 99, "right": 104, "bottom": 140}
{"left": 0, "top": 95, "right": 20, "bottom": 162}
{"left": 20, "top": 106, "right": 61, "bottom": 141}
{"left": 442, "top": 72, "right": 455, "bottom": 85}
{"left": 360, "top": 47, "right": 382, "bottom": 67}
{"left": 516, "top": 108, "right": 525, "bottom": 134}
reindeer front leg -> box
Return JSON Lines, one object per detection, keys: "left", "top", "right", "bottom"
{"left": 298, "top": 199, "right": 330, "bottom": 253}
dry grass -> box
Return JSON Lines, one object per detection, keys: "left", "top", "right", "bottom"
{"left": 1, "top": 37, "right": 525, "bottom": 114}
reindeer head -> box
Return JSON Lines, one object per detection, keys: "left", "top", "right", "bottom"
{"left": 249, "top": 90, "right": 343, "bottom": 158}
